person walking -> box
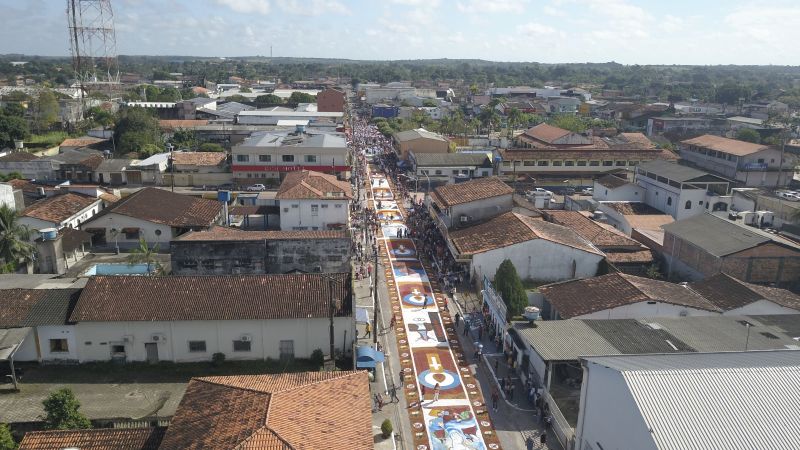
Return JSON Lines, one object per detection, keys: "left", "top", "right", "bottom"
{"left": 389, "top": 383, "right": 400, "bottom": 403}
{"left": 454, "top": 312, "right": 461, "bottom": 328}
{"left": 433, "top": 383, "right": 440, "bottom": 402}
{"left": 364, "top": 322, "right": 372, "bottom": 338}
{"left": 491, "top": 389, "right": 499, "bottom": 412}
{"left": 540, "top": 431, "right": 547, "bottom": 446}
{"left": 399, "top": 369, "right": 405, "bottom": 386}
{"left": 526, "top": 436, "right": 535, "bottom": 450}
{"left": 421, "top": 384, "right": 426, "bottom": 400}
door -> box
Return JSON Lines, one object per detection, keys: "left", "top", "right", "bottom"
{"left": 145, "top": 343, "right": 159, "bottom": 364}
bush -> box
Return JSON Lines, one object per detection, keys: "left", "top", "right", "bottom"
{"left": 381, "top": 419, "right": 393, "bottom": 439}
{"left": 42, "top": 388, "right": 91, "bottom": 430}
{"left": 211, "top": 352, "right": 226, "bottom": 367}
{"left": 0, "top": 423, "right": 15, "bottom": 450}
{"left": 310, "top": 349, "right": 324, "bottom": 367}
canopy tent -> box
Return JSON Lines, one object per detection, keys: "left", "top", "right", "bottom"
{"left": 355, "top": 307, "right": 370, "bottom": 324}
{"left": 355, "top": 345, "right": 385, "bottom": 369}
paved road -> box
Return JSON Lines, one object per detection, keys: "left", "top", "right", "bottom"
{"left": 368, "top": 171, "right": 502, "bottom": 450}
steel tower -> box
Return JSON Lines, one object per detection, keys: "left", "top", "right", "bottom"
{"left": 66, "top": 0, "right": 120, "bottom": 88}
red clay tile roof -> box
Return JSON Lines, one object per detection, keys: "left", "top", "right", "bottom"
{"left": 275, "top": 170, "right": 352, "bottom": 200}
{"left": 449, "top": 211, "right": 602, "bottom": 256}
{"left": 688, "top": 273, "right": 800, "bottom": 311}
{"left": 0, "top": 289, "right": 78, "bottom": 327}
{"left": 171, "top": 151, "right": 226, "bottom": 166}
{"left": 0, "top": 151, "right": 39, "bottom": 162}
{"left": 499, "top": 148, "right": 677, "bottom": 162}
{"left": 19, "top": 427, "right": 165, "bottom": 450}
{"left": 682, "top": 134, "right": 770, "bottom": 156}
{"left": 540, "top": 273, "right": 720, "bottom": 318}
{"left": 431, "top": 176, "right": 513, "bottom": 207}
{"left": 22, "top": 192, "right": 100, "bottom": 224}
{"left": 545, "top": 210, "right": 640, "bottom": 248}
{"left": 107, "top": 187, "right": 222, "bottom": 227}
{"left": 596, "top": 174, "right": 630, "bottom": 189}
{"left": 605, "top": 249, "right": 655, "bottom": 264}
{"left": 523, "top": 123, "right": 572, "bottom": 143}
{"left": 176, "top": 226, "right": 349, "bottom": 241}
{"left": 159, "top": 371, "right": 372, "bottom": 450}
{"left": 70, "top": 273, "right": 352, "bottom": 322}
{"left": 602, "top": 201, "right": 665, "bottom": 216}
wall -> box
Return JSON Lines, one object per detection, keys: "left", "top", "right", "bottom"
{"left": 17, "top": 325, "right": 79, "bottom": 362}
{"left": 575, "top": 362, "right": 657, "bottom": 450}
{"left": 170, "top": 237, "right": 352, "bottom": 275}
{"left": 570, "top": 301, "right": 716, "bottom": 320}
{"left": 398, "top": 138, "right": 449, "bottom": 160}
{"left": 0, "top": 160, "right": 56, "bottom": 179}
{"left": 278, "top": 198, "right": 349, "bottom": 231}
{"left": 162, "top": 172, "right": 233, "bottom": 187}
{"left": 592, "top": 182, "right": 644, "bottom": 202}
{"left": 74, "top": 317, "right": 354, "bottom": 362}
{"left": 725, "top": 299, "right": 800, "bottom": 316}
{"left": 0, "top": 184, "right": 14, "bottom": 210}
{"left": 449, "top": 194, "right": 514, "bottom": 228}
{"left": 472, "top": 239, "right": 602, "bottom": 283}
{"left": 82, "top": 213, "right": 174, "bottom": 249}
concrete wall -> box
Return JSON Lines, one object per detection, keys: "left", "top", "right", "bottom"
{"left": 449, "top": 194, "right": 513, "bottom": 228}
{"left": 170, "top": 237, "right": 352, "bottom": 275}
{"left": 398, "top": 138, "right": 449, "bottom": 160}
{"left": 569, "top": 301, "right": 716, "bottom": 320}
{"left": 725, "top": 299, "right": 800, "bottom": 316}
{"left": 472, "top": 239, "right": 602, "bottom": 283}
{"left": 16, "top": 325, "right": 80, "bottom": 362}
{"left": 575, "top": 362, "right": 657, "bottom": 450}
{"left": 0, "top": 184, "right": 14, "bottom": 210}
{"left": 74, "top": 317, "right": 354, "bottom": 362}
{"left": 0, "top": 160, "right": 56, "bottom": 179}
{"left": 82, "top": 213, "right": 176, "bottom": 249}
{"left": 639, "top": 177, "right": 707, "bottom": 220}
{"left": 592, "top": 182, "right": 644, "bottom": 202}
{"left": 162, "top": 172, "right": 233, "bottom": 187}
{"left": 278, "top": 198, "right": 349, "bottom": 231}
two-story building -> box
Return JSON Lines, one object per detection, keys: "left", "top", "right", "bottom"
{"left": 232, "top": 129, "right": 349, "bottom": 182}
{"left": 410, "top": 151, "right": 494, "bottom": 185}
{"left": 680, "top": 134, "right": 794, "bottom": 187}
{"left": 165, "top": 151, "right": 231, "bottom": 188}
{"left": 276, "top": 170, "right": 351, "bottom": 231}
{"left": 634, "top": 160, "right": 732, "bottom": 219}
{"left": 394, "top": 128, "right": 450, "bottom": 160}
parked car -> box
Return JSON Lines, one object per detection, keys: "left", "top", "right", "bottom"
{"left": 217, "top": 183, "right": 235, "bottom": 191}
{"left": 580, "top": 187, "right": 594, "bottom": 195}
{"left": 526, "top": 187, "right": 554, "bottom": 197}
{"left": 246, "top": 184, "right": 266, "bottom": 192}
{"left": 783, "top": 193, "right": 800, "bottom": 202}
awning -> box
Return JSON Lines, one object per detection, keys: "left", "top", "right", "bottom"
{"left": 355, "top": 307, "right": 370, "bottom": 323}
{"left": 0, "top": 327, "right": 31, "bottom": 361}
{"left": 356, "top": 345, "right": 385, "bottom": 369}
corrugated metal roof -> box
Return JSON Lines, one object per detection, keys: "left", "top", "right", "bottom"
{"left": 607, "top": 351, "right": 800, "bottom": 450}
{"left": 585, "top": 348, "right": 800, "bottom": 372}
{"left": 0, "top": 327, "right": 31, "bottom": 360}
{"left": 636, "top": 160, "right": 717, "bottom": 183}
{"left": 512, "top": 321, "right": 619, "bottom": 361}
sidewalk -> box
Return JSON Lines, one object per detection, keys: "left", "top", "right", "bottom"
{"left": 446, "top": 291, "right": 561, "bottom": 450}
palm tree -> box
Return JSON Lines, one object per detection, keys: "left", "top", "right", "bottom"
{"left": 0, "top": 204, "right": 35, "bottom": 273}
{"left": 127, "top": 237, "right": 161, "bottom": 275}
{"left": 507, "top": 107, "right": 522, "bottom": 139}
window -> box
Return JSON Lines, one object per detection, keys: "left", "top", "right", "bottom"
{"left": 564, "top": 161, "right": 575, "bottom": 166}
{"left": 188, "top": 341, "right": 207, "bottom": 352}
{"left": 259, "top": 155, "right": 271, "bottom": 162}
{"left": 282, "top": 155, "right": 295, "bottom": 162}
{"left": 615, "top": 160, "right": 626, "bottom": 166}
{"left": 552, "top": 160, "right": 562, "bottom": 167}
{"left": 433, "top": 170, "right": 442, "bottom": 175}
{"left": 602, "top": 160, "right": 613, "bottom": 166}
{"left": 283, "top": 207, "right": 289, "bottom": 212}
{"left": 537, "top": 160, "right": 549, "bottom": 166}
{"left": 335, "top": 204, "right": 343, "bottom": 208}
{"left": 180, "top": 260, "right": 198, "bottom": 269}
{"left": 154, "top": 229, "right": 162, "bottom": 236}
{"left": 577, "top": 160, "right": 587, "bottom": 166}
{"left": 202, "top": 260, "right": 214, "bottom": 270}
{"left": 280, "top": 340, "right": 295, "bottom": 360}
{"left": 236, "top": 155, "right": 249, "bottom": 162}
{"left": 523, "top": 160, "right": 536, "bottom": 166}
{"left": 291, "top": 204, "right": 299, "bottom": 208}
{"left": 304, "top": 155, "right": 317, "bottom": 163}
{"left": 667, "top": 197, "right": 672, "bottom": 206}
{"left": 49, "top": 339, "right": 69, "bottom": 353}
{"left": 502, "top": 161, "right": 511, "bottom": 167}
{"left": 247, "top": 173, "right": 252, "bottom": 178}
{"left": 452, "top": 170, "right": 460, "bottom": 175}
{"left": 757, "top": 158, "right": 765, "bottom": 163}
{"left": 311, "top": 205, "right": 319, "bottom": 216}
{"left": 685, "top": 200, "right": 692, "bottom": 209}
{"left": 321, "top": 204, "right": 329, "bottom": 208}
{"left": 111, "top": 344, "right": 125, "bottom": 354}
{"left": 124, "top": 229, "right": 140, "bottom": 239}
{"left": 233, "top": 340, "right": 252, "bottom": 352}
{"left": 628, "top": 160, "right": 639, "bottom": 166}
{"left": 589, "top": 160, "right": 600, "bottom": 166}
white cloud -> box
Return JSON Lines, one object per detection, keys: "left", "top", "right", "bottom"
{"left": 275, "top": 0, "right": 351, "bottom": 16}
{"left": 517, "top": 22, "right": 557, "bottom": 36}
{"left": 389, "top": 0, "right": 436, "bottom": 5}
{"left": 457, "top": 0, "right": 525, "bottom": 14}
{"left": 543, "top": 5, "right": 565, "bottom": 17}
{"left": 214, "top": 0, "right": 270, "bottom": 15}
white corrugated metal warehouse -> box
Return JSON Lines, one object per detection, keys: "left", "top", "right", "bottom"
{"left": 575, "top": 350, "right": 800, "bottom": 450}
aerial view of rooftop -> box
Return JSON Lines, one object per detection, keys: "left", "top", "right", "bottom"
{"left": 1, "top": 0, "right": 800, "bottom": 449}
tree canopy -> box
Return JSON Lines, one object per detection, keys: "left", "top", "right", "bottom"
{"left": 0, "top": 423, "right": 15, "bottom": 450}
{"left": 254, "top": 94, "right": 283, "bottom": 104}
{"left": 735, "top": 128, "right": 761, "bottom": 144}
{"left": 42, "top": 388, "right": 91, "bottom": 430}
{"left": 288, "top": 91, "right": 316, "bottom": 103}
{"left": 0, "top": 106, "right": 29, "bottom": 148}
{"left": 0, "top": 205, "right": 35, "bottom": 273}
{"left": 494, "top": 260, "right": 528, "bottom": 319}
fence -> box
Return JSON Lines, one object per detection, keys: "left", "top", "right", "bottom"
{"left": 542, "top": 389, "right": 576, "bottom": 450}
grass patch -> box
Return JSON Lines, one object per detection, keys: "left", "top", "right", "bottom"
{"left": 19, "top": 358, "right": 329, "bottom": 384}
{"left": 27, "top": 131, "right": 71, "bottom": 147}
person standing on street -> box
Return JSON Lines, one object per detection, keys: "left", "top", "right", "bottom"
{"left": 455, "top": 312, "right": 461, "bottom": 328}
{"left": 491, "top": 389, "right": 499, "bottom": 412}
{"left": 399, "top": 369, "right": 405, "bottom": 386}
{"left": 364, "top": 322, "right": 372, "bottom": 338}
{"left": 389, "top": 383, "right": 400, "bottom": 403}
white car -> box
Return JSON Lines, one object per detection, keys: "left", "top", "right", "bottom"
{"left": 580, "top": 187, "right": 594, "bottom": 195}
{"left": 783, "top": 193, "right": 800, "bottom": 202}
{"left": 526, "top": 187, "right": 554, "bottom": 197}
{"left": 246, "top": 184, "right": 266, "bottom": 192}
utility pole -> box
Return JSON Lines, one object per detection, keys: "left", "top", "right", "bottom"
{"left": 329, "top": 276, "right": 336, "bottom": 361}
{"left": 373, "top": 245, "right": 379, "bottom": 345}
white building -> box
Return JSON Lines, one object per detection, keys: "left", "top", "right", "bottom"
{"left": 410, "top": 152, "right": 494, "bottom": 184}
{"left": 236, "top": 109, "right": 343, "bottom": 125}
{"left": 232, "top": 129, "right": 349, "bottom": 182}
{"left": 575, "top": 351, "right": 800, "bottom": 450}
{"left": 597, "top": 201, "right": 674, "bottom": 235}
{"left": 275, "top": 170, "right": 351, "bottom": 231}
{"left": 592, "top": 174, "right": 645, "bottom": 202}
{"left": 20, "top": 192, "right": 104, "bottom": 234}
{"left": 81, "top": 187, "right": 223, "bottom": 249}
{"left": 448, "top": 211, "right": 604, "bottom": 283}
{"left": 634, "top": 160, "right": 732, "bottom": 219}
{"left": 68, "top": 273, "right": 354, "bottom": 363}
{"left": 429, "top": 176, "right": 514, "bottom": 229}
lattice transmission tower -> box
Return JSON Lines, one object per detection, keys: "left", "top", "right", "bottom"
{"left": 66, "top": 0, "right": 120, "bottom": 90}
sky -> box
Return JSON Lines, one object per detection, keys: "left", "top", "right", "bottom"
{"left": 0, "top": 0, "right": 798, "bottom": 65}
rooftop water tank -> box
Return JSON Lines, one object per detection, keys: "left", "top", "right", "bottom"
{"left": 217, "top": 190, "right": 232, "bottom": 202}
{"left": 39, "top": 228, "right": 58, "bottom": 240}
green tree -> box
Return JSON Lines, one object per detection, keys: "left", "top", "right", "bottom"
{"left": 32, "top": 89, "right": 59, "bottom": 132}
{"left": 0, "top": 111, "right": 30, "bottom": 148}
{"left": 422, "top": 99, "right": 437, "bottom": 107}
{"left": 494, "top": 259, "right": 528, "bottom": 319}
{"left": 114, "top": 108, "right": 161, "bottom": 155}
{"left": 0, "top": 423, "right": 15, "bottom": 450}
{"left": 0, "top": 205, "right": 35, "bottom": 273}
{"left": 42, "top": 388, "right": 91, "bottom": 430}
{"left": 2, "top": 103, "right": 25, "bottom": 118}
{"left": 254, "top": 94, "right": 283, "bottom": 104}
{"left": 225, "top": 95, "right": 249, "bottom": 103}
{"left": 86, "top": 107, "right": 115, "bottom": 128}
{"left": 736, "top": 128, "right": 761, "bottom": 144}
{"left": 506, "top": 107, "right": 523, "bottom": 138}
{"left": 198, "top": 142, "right": 224, "bottom": 152}
{"left": 127, "top": 237, "right": 161, "bottom": 275}
{"left": 239, "top": 87, "right": 252, "bottom": 93}
{"left": 171, "top": 128, "right": 197, "bottom": 150}
{"left": 548, "top": 114, "right": 587, "bottom": 133}
{"left": 288, "top": 91, "right": 316, "bottom": 103}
